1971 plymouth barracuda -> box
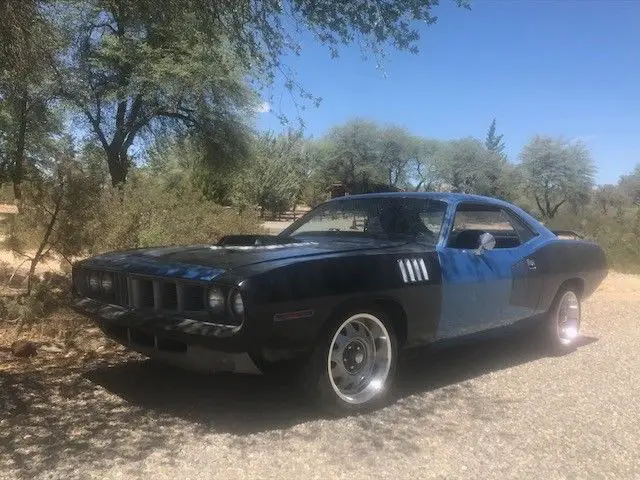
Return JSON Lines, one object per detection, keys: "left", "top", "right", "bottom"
{"left": 72, "top": 193, "right": 607, "bottom": 412}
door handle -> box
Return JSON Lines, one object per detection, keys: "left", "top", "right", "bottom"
{"left": 526, "top": 258, "right": 537, "bottom": 270}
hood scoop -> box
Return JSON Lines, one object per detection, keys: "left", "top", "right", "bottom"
{"left": 212, "top": 234, "right": 318, "bottom": 252}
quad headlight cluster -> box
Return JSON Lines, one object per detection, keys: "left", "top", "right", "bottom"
{"left": 207, "top": 286, "right": 245, "bottom": 323}
{"left": 86, "top": 271, "right": 113, "bottom": 295}
{"left": 207, "top": 286, "right": 225, "bottom": 312}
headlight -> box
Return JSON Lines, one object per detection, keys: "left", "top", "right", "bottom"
{"left": 207, "top": 287, "right": 225, "bottom": 312}
{"left": 101, "top": 273, "right": 113, "bottom": 293}
{"left": 231, "top": 290, "right": 244, "bottom": 317}
{"left": 88, "top": 272, "right": 100, "bottom": 291}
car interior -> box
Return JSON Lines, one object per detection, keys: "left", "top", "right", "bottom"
{"left": 447, "top": 205, "right": 536, "bottom": 250}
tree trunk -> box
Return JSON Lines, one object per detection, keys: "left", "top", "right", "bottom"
{"left": 106, "top": 148, "right": 129, "bottom": 186}
{"left": 12, "top": 90, "right": 28, "bottom": 207}
{"left": 26, "top": 190, "right": 62, "bottom": 296}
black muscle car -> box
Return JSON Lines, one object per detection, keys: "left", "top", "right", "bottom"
{"left": 72, "top": 193, "right": 607, "bottom": 412}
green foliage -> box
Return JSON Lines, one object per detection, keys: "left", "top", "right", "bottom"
{"left": 45, "top": 0, "right": 468, "bottom": 185}
{"left": 0, "top": 0, "right": 57, "bottom": 80}
{"left": 619, "top": 164, "right": 640, "bottom": 206}
{"left": 519, "top": 136, "right": 595, "bottom": 218}
{"left": 146, "top": 134, "right": 247, "bottom": 206}
{"left": 547, "top": 206, "right": 640, "bottom": 273}
{"left": 0, "top": 272, "right": 71, "bottom": 324}
{"left": 233, "top": 132, "right": 309, "bottom": 217}
{"left": 54, "top": 0, "right": 257, "bottom": 185}
{"left": 593, "top": 184, "right": 625, "bottom": 215}
{"left": 321, "top": 119, "right": 386, "bottom": 187}
{"left": 378, "top": 126, "right": 419, "bottom": 187}
{"left": 485, "top": 118, "right": 506, "bottom": 158}
{"left": 86, "top": 172, "right": 262, "bottom": 253}
{"left": 434, "top": 138, "right": 505, "bottom": 195}
{"left": 316, "top": 119, "right": 418, "bottom": 191}
{"left": 411, "top": 139, "right": 444, "bottom": 192}
{"left": 8, "top": 139, "right": 102, "bottom": 256}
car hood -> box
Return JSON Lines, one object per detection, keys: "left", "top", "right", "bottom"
{"left": 79, "top": 239, "right": 411, "bottom": 281}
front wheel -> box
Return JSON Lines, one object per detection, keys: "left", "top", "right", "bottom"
{"left": 303, "top": 310, "right": 398, "bottom": 414}
{"left": 544, "top": 289, "right": 582, "bottom": 354}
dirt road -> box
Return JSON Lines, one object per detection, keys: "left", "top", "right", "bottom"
{"left": 1, "top": 273, "right": 639, "bottom": 479}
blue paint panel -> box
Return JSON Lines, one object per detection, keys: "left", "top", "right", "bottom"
{"left": 81, "top": 253, "right": 225, "bottom": 282}
{"left": 435, "top": 196, "right": 551, "bottom": 339}
{"left": 437, "top": 248, "right": 518, "bottom": 338}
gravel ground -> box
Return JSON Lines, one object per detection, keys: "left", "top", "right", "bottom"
{"left": 1, "top": 272, "right": 639, "bottom": 480}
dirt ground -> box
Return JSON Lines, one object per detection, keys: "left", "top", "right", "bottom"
{"left": 1, "top": 271, "right": 639, "bottom": 479}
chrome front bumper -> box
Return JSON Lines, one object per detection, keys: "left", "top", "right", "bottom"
{"left": 121, "top": 338, "right": 260, "bottom": 375}
{"left": 73, "top": 297, "right": 260, "bottom": 373}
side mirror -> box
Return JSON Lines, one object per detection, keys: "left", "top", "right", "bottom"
{"left": 475, "top": 232, "right": 496, "bottom": 255}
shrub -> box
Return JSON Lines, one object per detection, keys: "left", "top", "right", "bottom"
{"left": 0, "top": 272, "right": 70, "bottom": 325}
{"left": 85, "top": 172, "right": 263, "bottom": 253}
{"left": 548, "top": 206, "right": 640, "bottom": 273}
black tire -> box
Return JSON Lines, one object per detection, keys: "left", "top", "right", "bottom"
{"left": 302, "top": 308, "right": 399, "bottom": 415}
{"left": 543, "top": 287, "right": 582, "bottom": 355}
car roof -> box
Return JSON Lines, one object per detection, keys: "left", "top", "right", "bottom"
{"left": 328, "top": 191, "right": 554, "bottom": 238}
{"left": 330, "top": 191, "right": 510, "bottom": 207}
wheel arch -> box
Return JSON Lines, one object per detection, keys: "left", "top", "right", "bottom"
{"left": 325, "top": 295, "right": 409, "bottom": 347}
{"left": 558, "top": 277, "right": 585, "bottom": 299}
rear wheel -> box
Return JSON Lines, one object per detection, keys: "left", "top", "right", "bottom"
{"left": 303, "top": 310, "right": 398, "bottom": 414}
{"left": 545, "top": 288, "right": 581, "bottom": 354}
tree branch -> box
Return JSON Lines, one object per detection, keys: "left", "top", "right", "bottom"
{"left": 115, "top": 99, "right": 128, "bottom": 136}
{"left": 126, "top": 94, "right": 143, "bottom": 129}
{"left": 550, "top": 199, "right": 567, "bottom": 218}
{"left": 26, "top": 184, "right": 63, "bottom": 296}
{"left": 82, "top": 107, "right": 109, "bottom": 150}
{"left": 155, "top": 109, "right": 201, "bottom": 128}
{"left": 534, "top": 195, "right": 546, "bottom": 218}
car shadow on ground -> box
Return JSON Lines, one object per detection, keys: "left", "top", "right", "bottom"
{"left": 84, "top": 329, "right": 598, "bottom": 432}
{"left": 0, "top": 331, "right": 597, "bottom": 479}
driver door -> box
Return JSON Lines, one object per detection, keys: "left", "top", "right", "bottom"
{"left": 436, "top": 203, "right": 539, "bottom": 339}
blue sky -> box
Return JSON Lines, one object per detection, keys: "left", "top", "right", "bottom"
{"left": 257, "top": 0, "right": 640, "bottom": 185}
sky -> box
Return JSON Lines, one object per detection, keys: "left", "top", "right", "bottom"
{"left": 257, "top": 0, "right": 640, "bottom": 185}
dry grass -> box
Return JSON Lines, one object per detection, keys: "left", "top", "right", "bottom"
{"left": 0, "top": 204, "right": 18, "bottom": 215}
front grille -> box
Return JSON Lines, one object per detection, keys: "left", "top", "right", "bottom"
{"left": 74, "top": 268, "right": 208, "bottom": 313}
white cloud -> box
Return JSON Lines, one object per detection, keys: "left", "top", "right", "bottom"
{"left": 256, "top": 101, "right": 271, "bottom": 113}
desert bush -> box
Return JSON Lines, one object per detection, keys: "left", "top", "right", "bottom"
{"left": 0, "top": 272, "right": 70, "bottom": 324}
{"left": 0, "top": 184, "right": 14, "bottom": 203}
{"left": 85, "top": 171, "right": 263, "bottom": 253}
{"left": 547, "top": 206, "right": 640, "bottom": 273}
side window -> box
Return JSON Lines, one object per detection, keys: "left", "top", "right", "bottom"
{"left": 448, "top": 205, "right": 532, "bottom": 249}
{"left": 503, "top": 209, "right": 537, "bottom": 244}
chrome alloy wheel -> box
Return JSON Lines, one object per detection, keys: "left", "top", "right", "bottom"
{"left": 327, "top": 313, "right": 392, "bottom": 404}
{"left": 556, "top": 291, "right": 580, "bottom": 345}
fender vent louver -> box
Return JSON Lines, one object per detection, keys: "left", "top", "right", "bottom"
{"left": 397, "top": 258, "right": 429, "bottom": 283}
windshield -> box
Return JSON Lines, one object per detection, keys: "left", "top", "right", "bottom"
{"left": 282, "top": 197, "right": 447, "bottom": 244}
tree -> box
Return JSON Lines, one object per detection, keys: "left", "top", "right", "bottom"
{"left": 0, "top": 1, "right": 48, "bottom": 74}
{"left": 8, "top": 137, "right": 102, "bottom": 295}
{"left": 434, "top": 138, "right": 504, "bottom": 195}
{"left": 50, "top": 0, "right": 469, "bottom": 185}
{"left": 54, "top": 0, "right": 256, "bottom": 186}
{"left": 594, "top": 184, "right": 625, "bottom": 215}
{"left": 378, "top": 126, "right": 417, "bottom": 188}
{"left": 519, "top": 136, "right": 595, "bottom": 219}
{"left": 0, "top": 94, "right": 61, "bottom": 205}
{"left": 411, "top": 139, "right": 443, "bottom": 191}
{"left": 320, "top": 119, "right": 386, "bottom": 190}
{"left": 235, "top": 133, "right": 305, "bottom": 217}
{"left": 0, "top": 0, "right": 61, "bottom": 203}
{"left": 619, "top": 164, "right": 640, "bottom": 206}
{"left": 485, "top": 118, "right": 506, "bottom": 158}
